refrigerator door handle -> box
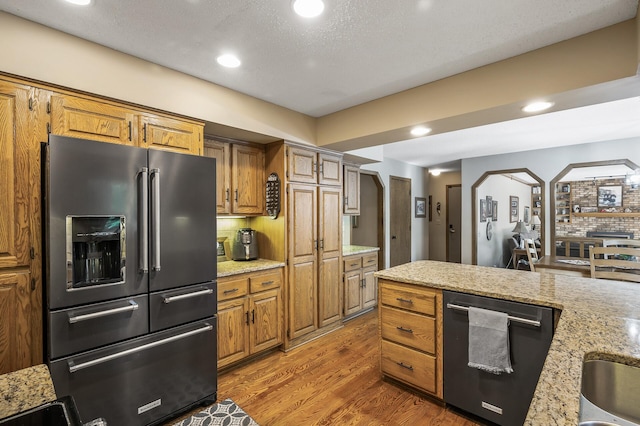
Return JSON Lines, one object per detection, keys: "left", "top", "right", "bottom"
{"left": 162, "top": 288, "right": 214, "bottom": 304}
{"left": 150, "top": 168, "right": 161, "bottom": 271}
{"left": 139, "top": 167, "right": 149, "bottom": 273}
{"left": 67, "top": 323, "right": 213, "bottom": 373}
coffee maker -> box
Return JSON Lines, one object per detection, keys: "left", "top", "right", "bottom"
{"left": 231, "top": 228, "right": 259, "bottom": 261}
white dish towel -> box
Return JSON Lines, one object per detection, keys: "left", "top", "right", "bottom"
{"left": 467, "top": 306, "right": 513, "bottom": 375}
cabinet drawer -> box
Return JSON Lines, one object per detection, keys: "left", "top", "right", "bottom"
{"left": 361, "top": 253, "right": 378, "bottom": 268}
{"left": 344, "top": 256, "right": 362, "bottom": 272}
{"left": 218, "top": 276, "right": 249, "bottom": 301}
{"left": 380, "top": 282, "right": 436, "bottom": 316}
{"left": 381, "top": 340, "right": 436, "bottom": 394}
{"left": 250, "top": 269, "right": 282, "bottom": 293}
{"left": 380, "top": 306, "right": 436, "bottom": 354}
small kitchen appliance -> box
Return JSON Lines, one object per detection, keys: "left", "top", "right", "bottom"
{"left": 217, "top": 236, "right": 228, "bottom": 262}
{"left": 231, "top": 228, "right": 259, "bottom": 260}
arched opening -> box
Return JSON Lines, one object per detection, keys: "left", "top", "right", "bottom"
{"left": 471, "top": 169, "right": 545, "bottom": 266}
{"left": 550, "top": 159, "right": 640, "bottom": 258}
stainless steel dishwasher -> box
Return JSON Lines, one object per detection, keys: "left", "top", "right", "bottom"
{"left": 443, "top": 291, "right": 554, "bottom": 426}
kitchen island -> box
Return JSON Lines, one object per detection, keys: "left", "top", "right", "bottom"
{"left": 375, "top": 260, "right": 640, "bottom": 425}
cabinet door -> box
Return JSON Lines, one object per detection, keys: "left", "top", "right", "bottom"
{"left": 217, "top": 298, "right": 250, "bottom": 368}
{"left": 232, "top": 144, "right": 264, "bottom": 214}
{"left": 318, "top": 186, "right": 342, "bottom": 327}
{"left": 0, "top": 272, "right": 31, "bottom": 374}
{"left": 318, "top": 152, "right": 342, "bottom": 186}
{"left": 50, "top": 94, "right": 137, "bottom": 145}
{"left": 249, "top": 289, "right": 282, "bottom": 353}
{"left": 139, "top": 114, "right": 203, "bottom": 155}
{"left": 287, "top": 146, "right": 317, "bottom": 184}
{"left": 344, "top": 269, "right": 363, "bottom": 317}
{"left": 362, "top": 266, "right": 377, "bottom": 309}
{"left": 343, "top": 164, "right": 360, "bottom": 215}
{"left": 287, "top": 184, "right": 317, "bottom": 339}
{"left": 0, "top": 81, "right": 31, "bottom": 269}
{"left": 203, "top": 140, "right": 231, "bottom": 214}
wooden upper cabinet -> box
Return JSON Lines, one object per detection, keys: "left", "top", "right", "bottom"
{"left": 203, "top": 140, "right": 231, "bottom": 214}
{"left": 0, "top": 81, "right": 31, "bottom": 269}
{"left": 286, "top": 145, "right": 342, "bottom": 186}
{"left": 231, "top": 144, "right": 264, "bottom": 215}
{"left": 318, "top": 152, "right": 342, "bottom": 186}
{"left": 50, "top": 94, "right": 137, "bottom": 145}
{"left": 139, "top": 114, "right": 203, "bottom": 155}
{"left": 343, "top": 164, "right": 361, "bottom": 215}
{"left": 287, "top": 145, "right": 318, "bottom": 184}
{"left": 203, "top": 139, "right": 265, "bottom": 215}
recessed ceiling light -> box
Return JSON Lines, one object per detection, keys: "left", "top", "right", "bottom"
{"left": 430, "top": 169, "right": 441, "bottom": 176}
{"left": 522, "top": 101, "right": 554, "bottom": 113}
{"left": 293, "top": 0, "right": 325, "bottom": 17}
{"left": 410, "top": 126, "right": 432, "bottom": 137}
{"left": 65, "top": 0, "right": 91, "bottom": 5}
{"left": 217, "top": 54, "right": 241, "bottom": 68}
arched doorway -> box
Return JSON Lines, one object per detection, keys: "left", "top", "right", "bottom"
{"left": 471, "top": 169, "right": 545, "bottom": 266}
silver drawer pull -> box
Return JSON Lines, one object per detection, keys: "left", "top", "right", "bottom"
{"left": 396, "top": 326, "right": 413, "bottom": 333}
{"left": 163, "top": 289, "right": 213, "bottom": 304}
{"left": 261, "top": 280, "right": 274, "bottom": 286}
{"left": 68, "top": 324, "right": 213, "bottom": 373}
{"left": 396, "top": 297, "right": 413, "bottom": 304}
{"left": 366, "top": 259, "right": 376, "bottom": 263}
{"left": 397, "top": 361, "right": 414, "bottom": 371}
{"left": 223, "top": 288, "right": 239, "bottom": 295}
{"left": 68, "top": 301, "right": 138, "bottom": 324}
{"left": 350, "top": 263, "right": 359, "bottom": 267}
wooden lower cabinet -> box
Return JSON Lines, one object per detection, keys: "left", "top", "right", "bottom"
{"left": 217, "top": 268, "right": 283, "bottom": 369}
{"left": 0, "top": 272, "right": 32, "bottom": 374}
{"left": 379, "top": 279, "right": 443, "bottom": 399}
{"left": 344, "top": 252, "right": 378, "bottom": 318}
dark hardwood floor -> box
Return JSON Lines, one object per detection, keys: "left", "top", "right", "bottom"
{"left": 168, "top": 309, "right": 481, "bottom": 425}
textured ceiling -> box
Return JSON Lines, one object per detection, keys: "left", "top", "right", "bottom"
{"left": 0, "top": 0, "right": 637, "bottom": 117}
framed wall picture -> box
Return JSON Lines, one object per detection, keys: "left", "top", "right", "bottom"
{"left": 510, "top": 195, "right": 519, "bottom": 223}
{"left": 480, "top": 199, "right": 487, "bottom": 222}
{"left": 598, "top": 186, "right": 622, "bottom": 207}
{"left": 415, "top": 197, "right": 427, "bottom": 218}
{"left": 524, "top": 206, "right": 530, "bottom": 224}
{"left": 485, "top": 196, "right": 493, "bottom": 218}
{"left": 492, "top": 200, "right": 498, "bottom": 221}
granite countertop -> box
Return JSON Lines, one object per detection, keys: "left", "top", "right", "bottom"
{"left": 375, "top": 260, "right": 640, "bottom": 425}
{"left": 217, "top": 259, "right": 285, "bottom": 277}
{"left": 342, "top": 245, "right": 380, "bottom": 256}
{"left": 0, "top": 364, "right": 57, "bottom": 418}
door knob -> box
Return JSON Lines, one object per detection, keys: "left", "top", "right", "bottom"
{"left": 391, "top": 235, "right": 397, "bottom": 239}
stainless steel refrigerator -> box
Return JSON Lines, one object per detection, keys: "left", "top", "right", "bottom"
{"left": 42, "top": 135, "right": 217, "bottom": 425}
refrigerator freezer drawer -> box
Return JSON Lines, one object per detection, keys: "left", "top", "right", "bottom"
{"left": 149, "top": 281, "right": 217, "bottom": 332}
{"left": 49, "top": 319, "right": 217, "bottom": 426}
{"left": 49, "top": 295, "right": 149, "bottom": 359}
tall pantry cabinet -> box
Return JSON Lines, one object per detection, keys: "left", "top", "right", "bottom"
{"left": 262, "top": 142, "right": 343, "bottom": 349}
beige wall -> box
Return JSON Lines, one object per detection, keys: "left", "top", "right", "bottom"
{"left": 428, "top": 171, "right": 462, "bottom": 262}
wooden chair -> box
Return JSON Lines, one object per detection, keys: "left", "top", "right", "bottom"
{"left": 602, "top": 239, "right": 640, "bottom": 258}
{"left": 589, "top": 246, "right": 640, "bottom": 283}
{"left": 524, "top": 238, "right": 539, "bottom": 272}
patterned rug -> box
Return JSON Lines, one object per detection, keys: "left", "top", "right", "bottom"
{"left": 173, "top": 399, "right": 259, "bottom": 426}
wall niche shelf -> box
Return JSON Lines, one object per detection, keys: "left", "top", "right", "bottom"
{"left": 572, "top": 212, "right": 640, "bottom": 218}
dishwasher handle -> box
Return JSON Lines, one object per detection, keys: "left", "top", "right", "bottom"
{"left": 446, "top": 303, "right": 541, "bottom": 327}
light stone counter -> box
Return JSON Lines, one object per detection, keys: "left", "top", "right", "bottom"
{"left": 217, "top": 259, "right": 285, "bottom": 278}
{"left": 342, "top": 245, "right": 379, "bottom": 256}
{"left": 375, "top": 260, "right": 640, "bottom": 425}
{"left": 0, "top": 364, "right": 57, "bottom": 418}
